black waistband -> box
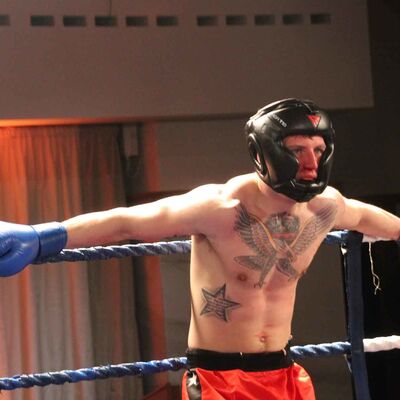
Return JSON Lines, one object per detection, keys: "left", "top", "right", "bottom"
{"left": 186, "top": 346, "right": 293, "bottom": 372}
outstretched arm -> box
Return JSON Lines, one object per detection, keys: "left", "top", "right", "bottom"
{"left": 64, "top": 184, "right": 226, "bottom": 248}
{"left": 0, "top": 184, "right": 229, "bottom": 276}
{"left": 334, "top": 195, "right": 400, "bottom": 240}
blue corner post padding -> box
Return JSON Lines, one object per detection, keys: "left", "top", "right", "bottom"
{"left": 343, "top": 231, "right": 371, "bottom": 400}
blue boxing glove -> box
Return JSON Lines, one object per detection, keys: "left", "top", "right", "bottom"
{"left": 0, "top": 221, "right": 67, "bottom": 277}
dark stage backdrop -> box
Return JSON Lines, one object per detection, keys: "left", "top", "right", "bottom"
{"left": 361, "top": 240, "right": 400, "bottom": 400}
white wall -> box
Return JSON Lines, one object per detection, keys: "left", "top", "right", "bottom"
{"left": 156, "top": 118, "right": 250, "bottom": 191}
{"left": 0, "top": 0, "right": 372, "bottom": 122}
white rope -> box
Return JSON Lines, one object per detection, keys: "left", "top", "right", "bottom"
{"left": 362, "top": 235, "right": 391, "bottom": 243}
{"left": 363, "top": 335, "right": 400, "bottom": 352}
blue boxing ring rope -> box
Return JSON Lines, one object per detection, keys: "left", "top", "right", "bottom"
{"left": 1, "top": 230, "right": 397, "bottom": 398}
{"left": 2, "top": 336, "right": 400, "bottom": 391}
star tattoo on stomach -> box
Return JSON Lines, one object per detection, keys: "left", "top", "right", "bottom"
{"left": 200, "top": 284, "right": 241, "bottom": 322}
{"left": 234, "top": 204, "right": 337, "bottom": 288}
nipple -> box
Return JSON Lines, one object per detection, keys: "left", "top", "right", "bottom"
{"left": 237, "top": 273, "right": 248, "bottom": 282}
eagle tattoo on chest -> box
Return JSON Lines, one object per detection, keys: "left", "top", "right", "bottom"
{"left": 234, "top": 204, "right": 337, "bottom": 288}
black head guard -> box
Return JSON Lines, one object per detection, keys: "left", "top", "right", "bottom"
{"left": 245, "top": 98, "right": 335, "bottom": 202}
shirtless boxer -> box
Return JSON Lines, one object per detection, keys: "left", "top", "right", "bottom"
{"left": 0, "top": 99, "right": 399, "bottom": 399}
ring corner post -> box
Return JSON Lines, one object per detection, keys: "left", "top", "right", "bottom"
{"left": 342, "top": 231, "right": 371, "bottom": 400}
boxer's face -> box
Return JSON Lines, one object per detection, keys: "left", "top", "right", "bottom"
{"left": 283, "top": 136, "right": 326, "bottom": 181}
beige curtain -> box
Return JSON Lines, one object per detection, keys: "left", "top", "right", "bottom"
{"left": 0, "top": 126, "right": 142, "bottom": 399}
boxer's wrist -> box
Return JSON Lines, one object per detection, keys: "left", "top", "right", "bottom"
{"left": 32, "top": 222, "right": 67, "bottom": 258}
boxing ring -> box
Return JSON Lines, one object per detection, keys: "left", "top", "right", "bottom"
{"left": 1, "top": 231, "right": 399, "bottom": 399}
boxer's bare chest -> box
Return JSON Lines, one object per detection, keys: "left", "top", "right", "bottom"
{"left": 205, "top": 200, "right": 338, "bottom": 291}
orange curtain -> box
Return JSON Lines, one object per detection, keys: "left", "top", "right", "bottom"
{"left": 0, "top": 126, "right": 142, "bottom": 400}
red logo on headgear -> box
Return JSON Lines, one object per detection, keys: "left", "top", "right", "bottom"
{"left": 307, "top": 115, "right": 321, "bottom": 128}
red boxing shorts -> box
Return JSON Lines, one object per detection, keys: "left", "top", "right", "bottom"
{"left": 182, "top": 348, "right": 315, "bottom": 400}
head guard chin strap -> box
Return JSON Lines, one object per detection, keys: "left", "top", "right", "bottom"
{"left": 245, "top": 98, "right": 335, "bottom": 202}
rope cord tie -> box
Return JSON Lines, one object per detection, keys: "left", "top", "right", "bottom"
{"left": 1, "top": 336, "right": 399, "bottom": 391}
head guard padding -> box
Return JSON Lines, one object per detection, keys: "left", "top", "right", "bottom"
{"left": 245, "top": 98, "right": 335, "bottom": 202}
